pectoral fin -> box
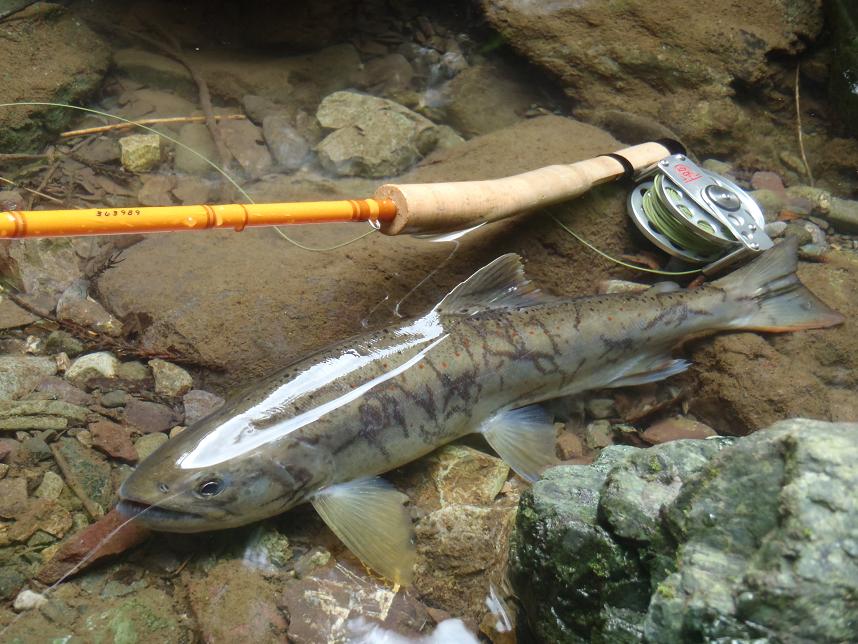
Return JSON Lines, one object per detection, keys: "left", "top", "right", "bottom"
{"left": 480, "top": 405, "right": 559, "bottom": 483}
{"left": 607, "top": 357, "right": 690, "bottom": 387}
{"left": 311, "top": 478, "right": 415, "bottom": 585}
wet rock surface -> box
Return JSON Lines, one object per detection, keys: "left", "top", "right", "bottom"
{"left": 512, "top": 420, "right": 858, "bottom": 643}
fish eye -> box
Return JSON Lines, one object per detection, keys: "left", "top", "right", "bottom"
{"left": 195, "top": 478, "right": 224, "bottom": 497}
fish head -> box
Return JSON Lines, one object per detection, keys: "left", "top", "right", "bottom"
{"left": 118, "top": 412, "right": 333, "bottom": 532}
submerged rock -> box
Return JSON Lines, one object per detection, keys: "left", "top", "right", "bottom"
{"left": 182, "top": 389, "right": 225, "bottom": 425}
{"left": 0, "top": 356, "right": 57, "bottom": 400}
{"left": 511, "top": 420, "right": 858, "bottom": 642}
{"left": 149, "top": 359, "right": 194, "bottom": 397}
{"left": 119, "top": 134, "right": 162, "bottom": 173}
{"left": 316, "top": 91, "right": 439, "bottom": 177}
{"left": 65, "top": 352, "right": 120, "bottom": 387}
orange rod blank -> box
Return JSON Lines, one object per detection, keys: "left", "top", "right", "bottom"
{"left": 0, "top": 199, "right": 397, "bottom": 239}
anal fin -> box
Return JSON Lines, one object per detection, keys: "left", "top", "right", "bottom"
{"left": 479, "top": 405, "right": 559, "bottom": 483}
{"left": 311, "top": 478, "right": 415, "bottom": 585}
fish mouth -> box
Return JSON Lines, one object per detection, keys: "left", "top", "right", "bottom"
{"left": 117, "top": 499, "right": 205, "bottom": 525}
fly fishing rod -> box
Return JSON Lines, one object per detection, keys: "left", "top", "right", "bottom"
{"left": 0, "top": 141, "right": 675, "bottom": 238}
{"left": 1, "top": 139, "right": 772, "bottom": 274}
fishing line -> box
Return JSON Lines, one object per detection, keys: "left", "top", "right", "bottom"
{"left": 551, "top": 216, "right": 702, "bottom": 276}
{"left": 0, "top": 102, "right": 377, "bottom": 252}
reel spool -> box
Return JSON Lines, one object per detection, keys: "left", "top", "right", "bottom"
{"left": 627, "top": 155, "right": 772, "bottom": 274}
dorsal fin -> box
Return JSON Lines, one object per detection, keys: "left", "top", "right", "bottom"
{"left": 435, "top": 254, "right": 551, "bottom": 315}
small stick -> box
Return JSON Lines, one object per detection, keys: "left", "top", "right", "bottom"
{"left": 0, "top": 174, "right": 63, "bottom": 204}
{"left": 27, "top": 161, "right": 59, "bottom": 209}
{"left": 60, "top": 114, "right": 246, "bottom": 139}
{"left": 794, "top": 63, "right": 814, "bottom": 187}
{"left": 50, "top": 443, "right": 104, "bottom": 520}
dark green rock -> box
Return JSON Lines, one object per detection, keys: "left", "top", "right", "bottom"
{"left": 647, "top": 420, "right": 858, "bottom": 642}
{"left": 510, "top": 447, "right": 649, "bottom": 643}
{"left": 54, "top": 437, "right": 113, "bottom": 512}
{"left": 828, "top": 0, "right": 858, "bottom": 135}
{"left": 512, "top": 420, "right": 858, "bottom": 643}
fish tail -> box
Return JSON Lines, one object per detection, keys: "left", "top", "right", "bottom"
{"left": 712, "top": 237, "right": 844, "bottom": 332}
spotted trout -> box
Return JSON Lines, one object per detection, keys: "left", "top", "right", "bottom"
{"left": 118, "top": 238, "right": 842, "bottom": 584}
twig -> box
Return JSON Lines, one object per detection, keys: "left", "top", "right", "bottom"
{"left": 794, "top": 63, "right": 814, "bottom": 187}
{"left": 60, "top": 114, "right": 246, "bottom": 138}
{"left": 0, "top": 153, "right": 49, "bottom": 162}
{"left": 0, "top": 174, "right": 63, "bottom": 204}
{"left": 50, "top": 443, "right": 104, "bottom": 519}
{"left": 26, "top": 161, "right": 59, "bottom": 209}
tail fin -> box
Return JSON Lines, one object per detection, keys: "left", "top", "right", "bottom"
{"left": 713, "top": 237, "right": 845, "bottom": 332}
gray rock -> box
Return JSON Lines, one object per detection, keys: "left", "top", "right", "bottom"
{"left": 218, "top": 119, "right": 274, "bottom": 179}
{"left": 182, "top": 389, "right": 225, "bottom": 425}
{"left": 116, "top": 361, "right": 150, "bottom": 382}
{"left": 512, "top": 420, "right": 858, "bottom": 643}
{"left": 262, "top": 114, "right": 310, "bottom": 172}
{"left": 242, "top": 94, "right": 281, "bottom": 124}
{"left": 53, "top": 438, "right": 112, "bottom": 512}
{"left": 584, "top": 419, "right": 613, "bottom": 449}
{"left": 66, "top": 352, "right": 120, "bottom": 387}
{"left": 356, "top": 53, "right": 414, "bottom": 93}
{"left": 749, "top": 188, "right": 785, "bottom": 223}
{"left": 149, "top": 359, "right": 193, "bottom": 398}
{"left": 434, "top": 124, "right": 465, "bottom": 151}
{"left": 0, "top": 400, "right": 88, "bottom": 423}
{"left": 827, "top": 197, "right": 858, "bottom": 234}
{"left": 316, "top": 91, "right": 439, "bottom": 177}
{"left": 0, "top": 357, "right": 57, "bottom": 400}
{"left": 19, "top": 436, "right": 52, "bottom": 463}
{"left": 174, "top": 123, "right": 219, "bottom": 175}
{"left": 34, "top": 471, "right": 65, "bottom": 501}
{"left": 125, "top": 399, "right": 178, "bottom": 434}
{"left": 100, "top": 390, "right": 128, "bottom": 408}
{"left": 32, "top": 376, "right": 91, "bottom": 406}
{"left": 134, "top": 433, "right": 169, "bottom": 461}
{"left": 55, "top": 281, "right": 123, "bottom": 337}
{"left": 44, "top": 331, "right": 84, "bottom": 357}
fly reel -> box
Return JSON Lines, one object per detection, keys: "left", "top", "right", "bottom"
{"left": 627, "top": 155, "right": 772, "bottom": 274}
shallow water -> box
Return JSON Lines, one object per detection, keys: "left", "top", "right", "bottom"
{"left": 1, "top": 0, "right": 857, "bottom": 642}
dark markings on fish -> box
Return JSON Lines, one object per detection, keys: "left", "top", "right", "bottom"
{"left": 598, "top": 334, "right": 635, "bottom": 358}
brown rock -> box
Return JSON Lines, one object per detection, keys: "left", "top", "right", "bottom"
{"left": 556, "top": 431, "right": 585, "bottom": 460}
{"left": 642, "top": 416, "right": 717, "bottom": 444}
{"left": 89, "top": 420, "right": 138, "bottom": 462}
{"left": 7, "top": 499, "right": 73, "bottom": 542}
{"left": 186, "top": 559, "right": 288, "bottom": 642}
{"left": 124, "top": 399, "right": 177, "bottom": 434}
{"left": 33, "top": 376, "right": 92, "bottom": 406}
{"left": 182, "top": 389, "right": 225, "bottom": 425}
{"left": 36, "top": 508, "right": 151, "bottom": 584}
{"left": 278, "top": 566, "right": 432, "bottom": 643}
{"left": 0, "top": 477, "right": 28, "bottom": 518}
{"left": 414, "top": 501, "right": 517, "bottom": 625}
{"left": 751, "top": 171, "right": 785, "bottom": 193}
{"left": 0, "top": 438, "right": 20, "bottom": 463}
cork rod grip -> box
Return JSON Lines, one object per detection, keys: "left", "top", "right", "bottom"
{"left": 374, "top": 141, "right": 672, "bottom": 235}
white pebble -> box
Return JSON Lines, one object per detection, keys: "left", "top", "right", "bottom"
{"left": 13, "top": 589, "right": 48, "bottom": 611}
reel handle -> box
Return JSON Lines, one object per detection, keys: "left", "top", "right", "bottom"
{"left": 375, "top": 141, "right": 675, "bottom": 235}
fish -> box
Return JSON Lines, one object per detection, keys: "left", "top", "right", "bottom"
{"left": 118, "top": 237, "right": 843, "bottom": 584}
